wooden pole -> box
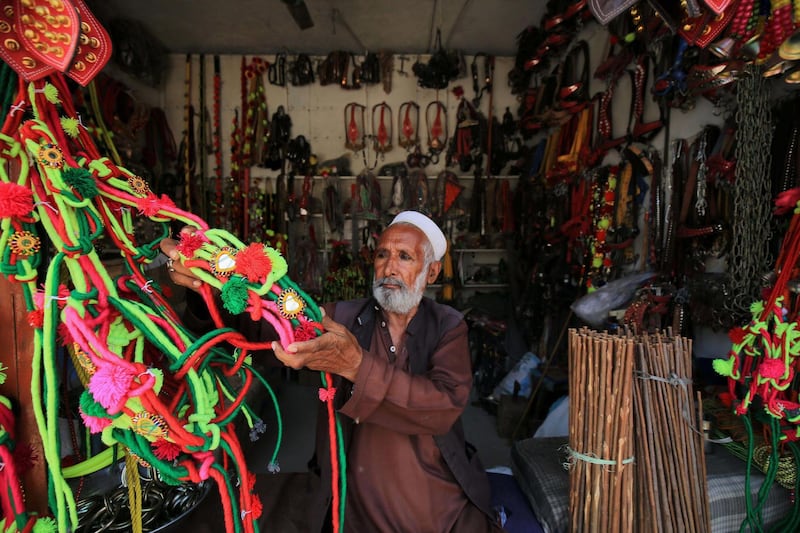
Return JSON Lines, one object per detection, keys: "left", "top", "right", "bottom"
{"left": 0, "top": 276, "right": 48, "bottom": 515}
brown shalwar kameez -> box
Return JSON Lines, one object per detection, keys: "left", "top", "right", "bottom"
{"left": 328, "top": 302, "right": 495, "bottom": 533}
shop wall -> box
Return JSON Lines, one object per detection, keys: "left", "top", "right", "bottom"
{"left": 151, "top": 22, "right": 725, "bottom": 181}
{"left": 144, "top": 21, "right": 733, "bottom": 358}
{"left": 158, "top": 53, "right": 519, "bottom": 180}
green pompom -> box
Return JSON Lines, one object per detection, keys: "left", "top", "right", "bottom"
{"left": 220, "top": 276, "right": 250, "bottom": 315}
{"left": 32, "top": 516, "right": 57, "bottom": 533}
{"left": 42, "top": 83, "right": 60, "bottom": 104}
{"left": 80, "top": 389, "right": 112, "bottom": 418}
{"left": 62, "top": 167, "right": 98, "bottom": 199}
{"left": 712, "top": 356, "right": 736, "bottom": 378}
{"left": 60, "top": 116, "right": 80, "bottom": 138}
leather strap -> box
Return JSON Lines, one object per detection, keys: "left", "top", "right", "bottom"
{"left": 324, "top": 175, "right": 344, "bottom": 234}
{"left": 629, "top": 55, "right": 664, "bottom": 142}
{"left": 398, "top": 101, "right": 419, "bottom": 149}
{"left": 372, "top": 102, "right": 392, "bottom": 153}
{"left": 426, "top": 100, "right": 448, "bottom": 157}
{"left": 344, "top": 102, "right": 365, "bottom": 151}
{"left": 268, "top": 52, "right": 286, "bottom": 86}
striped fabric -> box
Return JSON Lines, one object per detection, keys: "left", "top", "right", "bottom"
{"left": 511, "top": 437, "right": 794, "bottom": 533}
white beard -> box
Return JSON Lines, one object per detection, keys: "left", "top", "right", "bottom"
{"left": 372, "top": 268, "right": 428, "bottom": 314}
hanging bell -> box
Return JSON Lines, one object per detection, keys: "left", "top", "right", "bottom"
{"left": 779, "top": 30, "right": 800, "bottom": 60}
{"left": 708, "top": 37, "right": 737, "bottom": 59}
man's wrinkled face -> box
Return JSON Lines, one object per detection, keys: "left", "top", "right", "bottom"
{"left": 372, "top": 225, "right": 437, "bottom": 314}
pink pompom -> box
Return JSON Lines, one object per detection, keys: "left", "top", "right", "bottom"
{"left": 79, "top": 409, "right": 112, "bottom": 433}
{"left": 88, "top": 363, "right": 136, "bottom": 412}
{"left": 759, "top": 358, "right": 787, "bottom": 380}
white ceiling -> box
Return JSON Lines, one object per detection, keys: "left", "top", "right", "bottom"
{"left": 85, "top": 0, "right": 546, "bottom": 57}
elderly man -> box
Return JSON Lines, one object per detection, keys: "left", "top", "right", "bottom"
{"left": 162, "top": 211, "right": 499, "bottom": 532}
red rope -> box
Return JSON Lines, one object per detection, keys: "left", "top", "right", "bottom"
{"left": 209, "top": 467, "right": 236, "bottom": 533}
{"left": 323, "top": 372, "right": 341, "bottom": 533}
{"left": 222, "top": 427, "right": 256, "bottom": 533}
{"left": 211, "top": 369, "right": 253, "bottom": 423}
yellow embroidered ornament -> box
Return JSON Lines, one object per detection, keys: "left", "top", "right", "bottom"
{"left": 127, "top": 175, "right": 150, "bottom": 195}
{"left": 38, "top": 143, "right": 64, "bottom": 168}
{"left": 72, "top": 343, "right": 97, "bottom": 376}
{"left": 131, "top": 411, "right": 169, "bottom": 440}
{"left": 128, "top": 451, "right": 151, "bottom": 468}
{"left": 209, "top": 247, "right": 237, "bottom": 277}
{"left": 278, "top": 288, "right": 305, "bottom": 319}
{"left": 8, "top": 230, "right": 41, "bottom": 256}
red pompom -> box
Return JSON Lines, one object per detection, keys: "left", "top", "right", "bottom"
{"left": 153, "top": 439, "right": 182, "bottom": 461}
{"left": 728, "top": 327, "right": 746, "bottom": 346}
{"left": 176, "top": 231, "right": 208, "bottom": 257}
{"left": 718, "top": 392, "right": 735, "bottom": 407}
{"left": 294, "top": 320, "right": 322, "bottom": 342}
{"left": 57, "top": 284, "right": 70, "bottom": 305}
{"left": 0, "top": 182, "right": 34, "bottom": 218}
{"left": 57, "top": 322, "right": 74, "bottom": 345}
{"left": 136, "top": 192, "right": 177, "bottom": 217}
{"left": 13, "top": 442, "right": 37, "bottom": 472}
{"left": 27, "top": 309, "right": 44, "bottom": 328}
{"left": 235, "top": 243, "right": 273, "bottom": 283}
{"left": 251, "top": 494, "right": 263, "bottom": 519}
{"left": 774, "top": 187, "right": 800, "bottom": 215}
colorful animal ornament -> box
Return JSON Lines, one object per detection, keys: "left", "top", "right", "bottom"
{"left": 0, "top": 74, "right": 341, "bottom": 533}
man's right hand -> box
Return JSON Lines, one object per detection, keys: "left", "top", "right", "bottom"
{"left": 159, "top": 227, "right": 204, "bottom": 292}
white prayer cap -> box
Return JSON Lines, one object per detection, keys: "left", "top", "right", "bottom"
{"left": 389, "top": 211, "right": 447, "bottom": 261}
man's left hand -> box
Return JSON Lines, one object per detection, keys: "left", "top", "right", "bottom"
{"left": 272, "top": 314, "right": 363, "bottom": 382}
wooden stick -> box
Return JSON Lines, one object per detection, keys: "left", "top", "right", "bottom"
{"left": 643, "top": 338, "right": 673, "bottom": 530}
{"left": 697, "top": 389, "right": 711, "bottom": 532}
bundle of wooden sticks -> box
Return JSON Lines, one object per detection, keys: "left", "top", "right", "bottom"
{"left": 568, "top": 328, "right": 709, "bottom": 532}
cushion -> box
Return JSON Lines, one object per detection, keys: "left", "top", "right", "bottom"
{"left": 511, "top": 437, "right": 795, "bottom": 533}
{"left": 488, "top": 471, "right": 544, "bottom": 533}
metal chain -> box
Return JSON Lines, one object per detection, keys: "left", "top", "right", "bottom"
{"left": 725, "top": 64, "right": 773, "bottom": 322}
{"left": 694, "top": 131, "right": 708, "bottom": 217}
